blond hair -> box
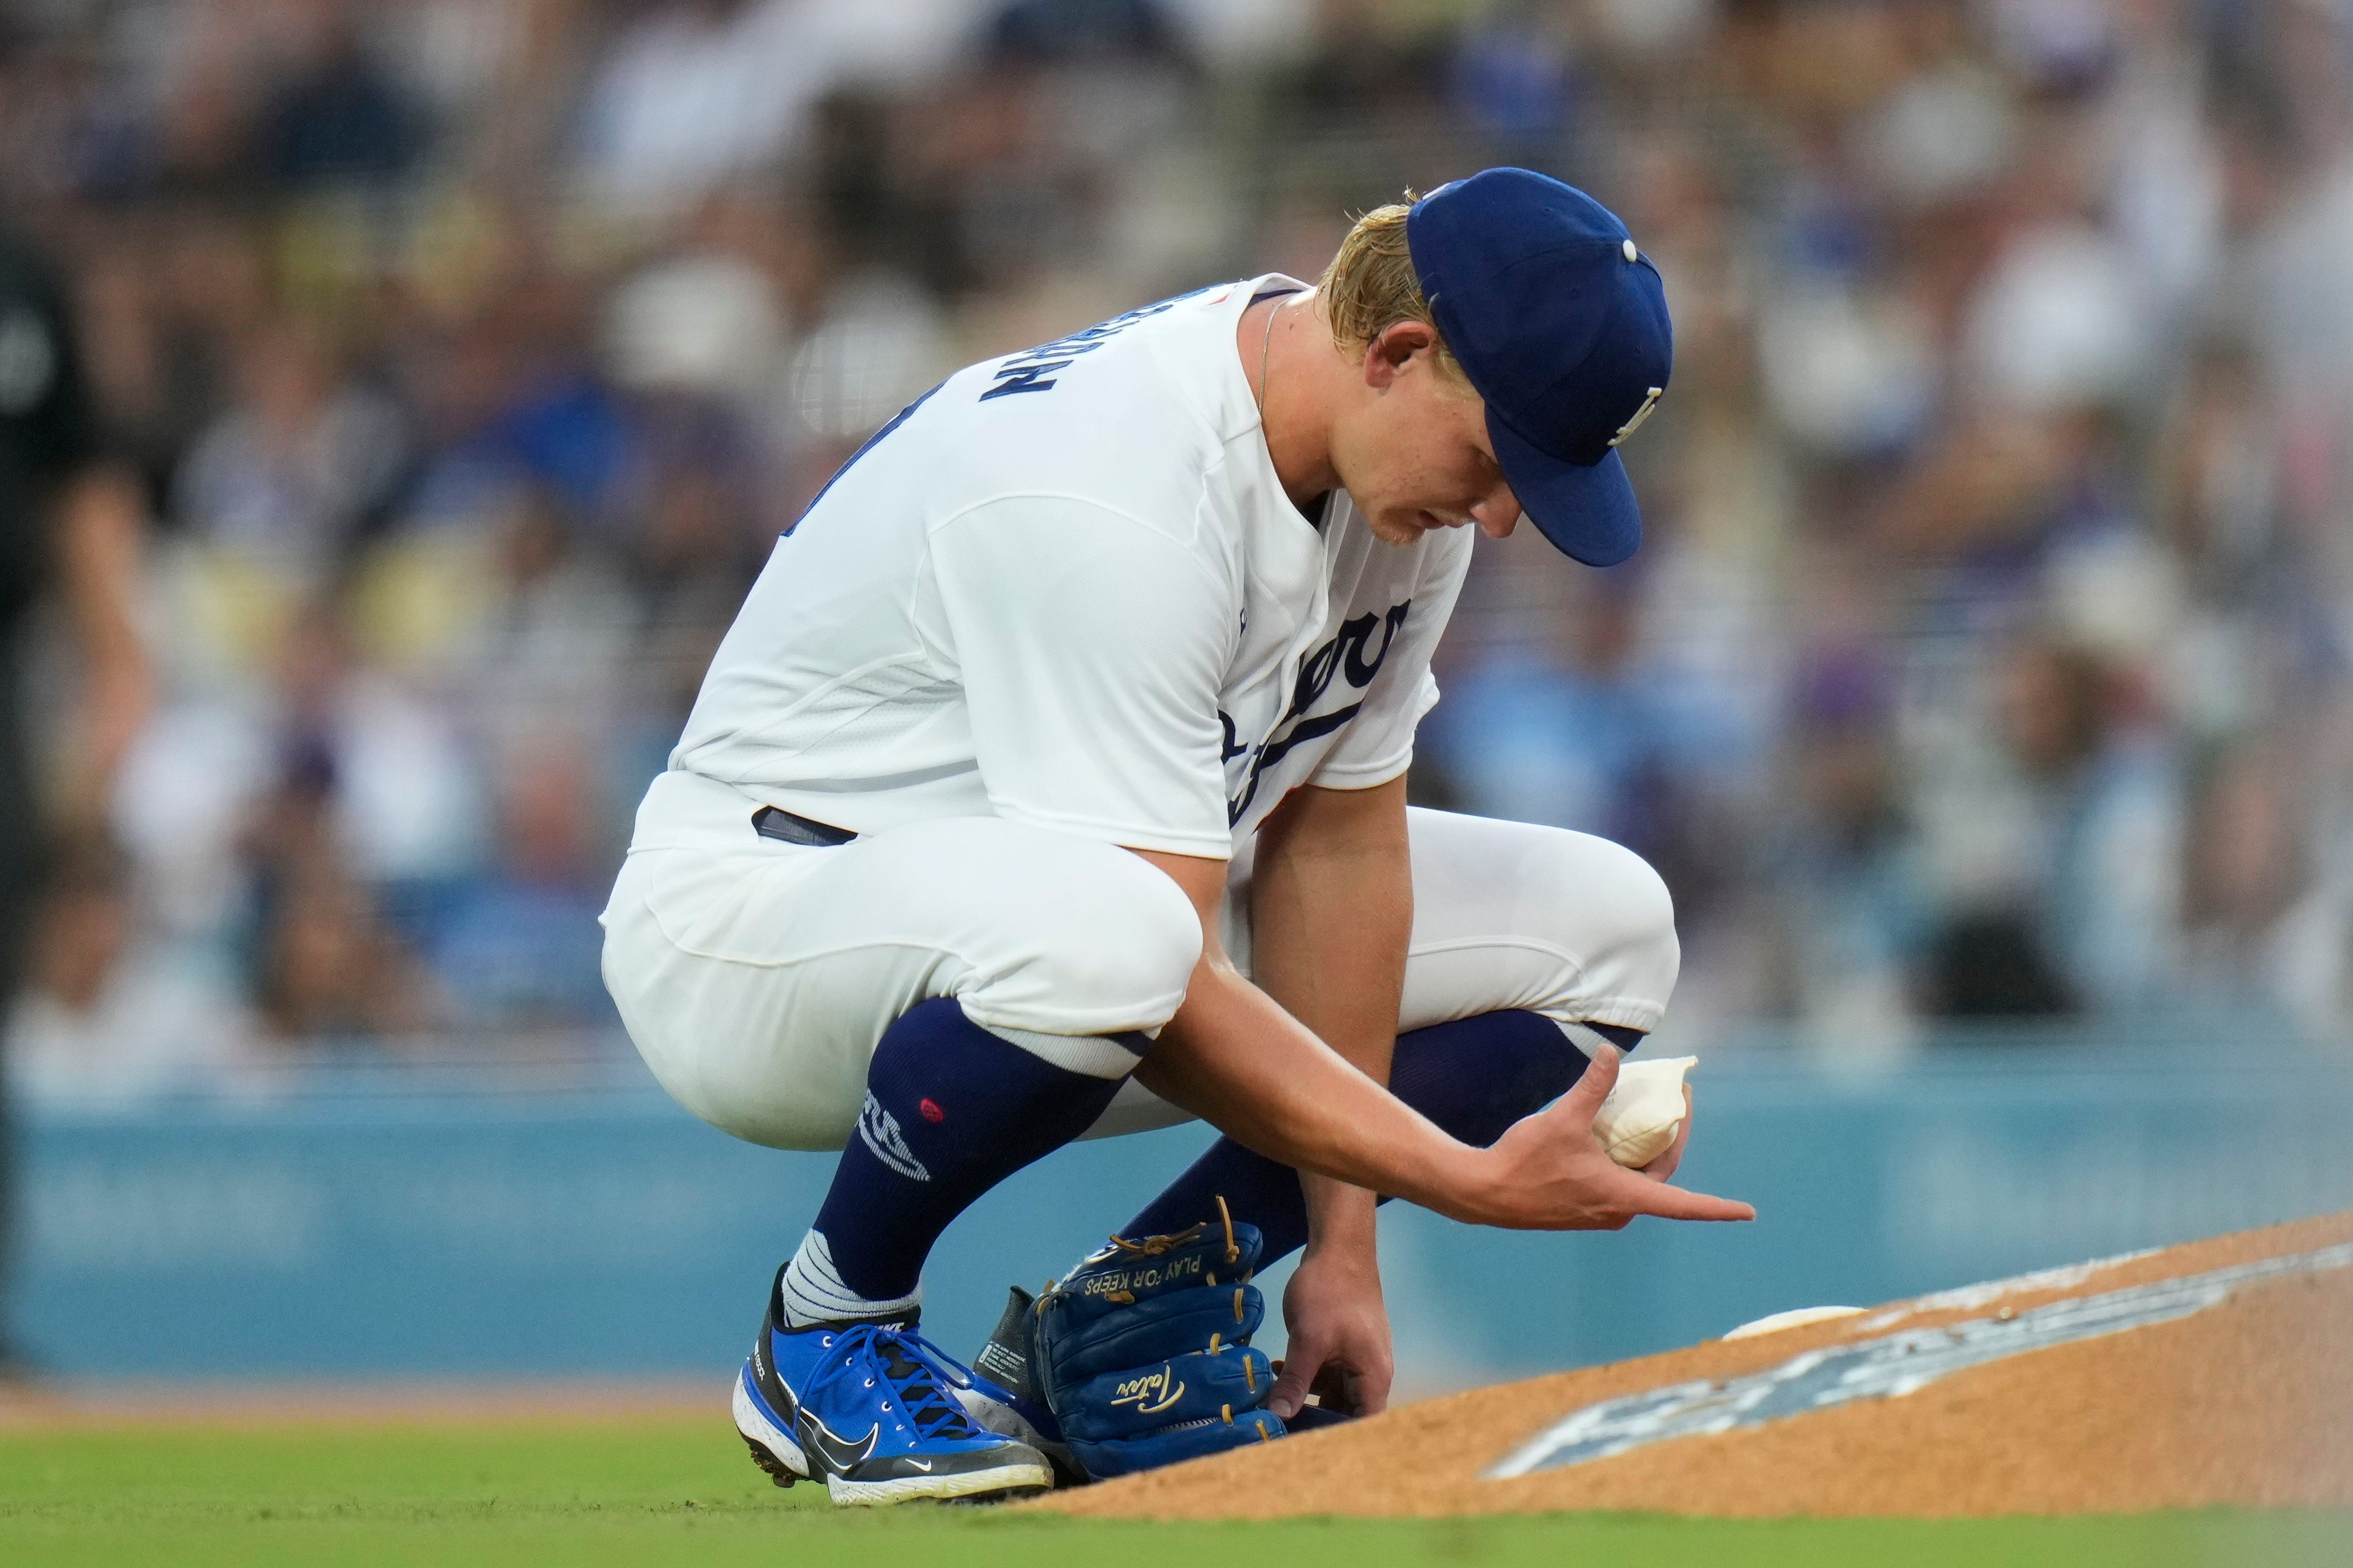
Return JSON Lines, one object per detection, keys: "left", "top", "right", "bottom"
{"left": 1317, "top": 200, "right": 1466, "bottom": 383}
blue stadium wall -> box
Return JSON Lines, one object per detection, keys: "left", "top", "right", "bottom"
{"left": 13, "top": 1042, "right": 2353, "bottom": 1386}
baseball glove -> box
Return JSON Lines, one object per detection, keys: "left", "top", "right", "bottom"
{"left": 1031, "top": 1198, "right": 1285, "bottom": 1479}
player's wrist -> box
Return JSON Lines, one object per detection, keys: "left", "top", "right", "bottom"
{"left": 1422, "top": 1142, "right": 1515, "bottom": 1228}
{"left": 1299, "top": 1179, "right": 1380, "bottom": 1261}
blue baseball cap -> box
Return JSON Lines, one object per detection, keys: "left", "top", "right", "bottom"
{"left": 1406, "top": 169, "right": 1673, "bottom": 567}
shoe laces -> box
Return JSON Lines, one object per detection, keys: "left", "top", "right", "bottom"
{"left": 1099, "top": 1194, "right": 1241, "bottom": 1266}
{"left": 805, "top": 1323, "right": 980, "bottom": 1443}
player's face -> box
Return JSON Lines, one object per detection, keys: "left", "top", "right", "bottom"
{"left": 1332, "top": 332, "right": 1524, "bottom": 547}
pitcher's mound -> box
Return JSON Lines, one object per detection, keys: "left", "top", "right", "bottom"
{"left": 1036, "top": 1210, "right": 2353, "bottom": 1519}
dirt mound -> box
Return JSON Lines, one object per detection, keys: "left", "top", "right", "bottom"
{"left": 1037, "top": 1210, "right": 2353, "bottom": 1519}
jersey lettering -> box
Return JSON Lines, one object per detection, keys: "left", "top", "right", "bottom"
{"left": 977, "top": 292, "right": 1202, "bottom": 402}
{"left": 977, "top": 360, "right": 1072, "bottom": 400}
{"left": 1224, "top": 599, "right": 1412, "bottom": 825}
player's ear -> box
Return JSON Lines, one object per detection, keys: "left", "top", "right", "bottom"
{"left": 1362, "top": 321, "right": 1437, "bottom": 390}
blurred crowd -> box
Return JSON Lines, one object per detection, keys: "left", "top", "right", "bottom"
{"left": 3, "top": 0, "right": 2350, "bottom": 1101}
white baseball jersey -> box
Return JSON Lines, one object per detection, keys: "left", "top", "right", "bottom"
{"left": 633, "top": 275, "right": 1473, "bottom": 860}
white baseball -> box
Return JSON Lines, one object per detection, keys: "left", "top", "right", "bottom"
{"left": 1590, "top": 1055, "right": 1697, "bottom": 1169}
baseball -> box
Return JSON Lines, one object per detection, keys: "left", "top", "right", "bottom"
{"left": 1592, "top": 1056, "right": 1697, "bottom": 1168}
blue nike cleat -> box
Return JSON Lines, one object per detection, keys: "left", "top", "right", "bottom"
{"left": 734, "top": 1274, "right": 1054, "bottom": 1506}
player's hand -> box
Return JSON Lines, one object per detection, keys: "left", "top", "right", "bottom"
{"left": 1268, "top": 1240, "right": 1393, "bottom": 1421}
{"left": 1461, "top": 1046, "right": 1754, "bottom": 1230}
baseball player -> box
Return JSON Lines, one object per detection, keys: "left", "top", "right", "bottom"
{"left": 600, "top": 168, "right": 1753, "bottom": 1506}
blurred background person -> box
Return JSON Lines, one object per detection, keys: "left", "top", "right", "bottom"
{"left": 0, "top": 211, "right": 153, "bottom": 1375}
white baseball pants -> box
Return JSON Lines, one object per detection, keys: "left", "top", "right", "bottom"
{"left": 600, "top": 769, "right": 1679, "bottom": 1151}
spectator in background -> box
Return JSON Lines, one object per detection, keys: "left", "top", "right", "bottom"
{"left": 172, "top": 316, "right": 408, "bottom": 597}
{"left": 240, "top": 722, "right": 445, "bottom": 1051}
{"left": 2181, "top": 739, "right": 2351, "bottom": 1037}
{"left": 243, "top": 603, "right": 482, "bottom": 995}
{"left": 7, "top": 835, "right": 253, "bottom": 1101}
{"left": 0, "top": 215, "right": 153, "bottom": 1373}
{"left": 430, "top": 731, "right": 616, "bottom": 1036}
{"left": 1420, "top": 564, "right": 1748, "bottom": 927}
{"left": 1766, "top": 642, "right": 1927, "bottom": 1046}
{"left": 573, "top": 0, "right": 838, "bottom": 220}
{"left": 251, "top": 0, "right": 428, "bottom": 193}
{"left": 1913, "top": 633, "right": 2183, "bottom": 1019}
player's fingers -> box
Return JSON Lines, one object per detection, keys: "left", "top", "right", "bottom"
{"left": 1627, "top": 1175, "right": 1754, "bottom": 1223}
{"left": 1352, "top": 1358, "right": 1393, "bottom": 1417}
{"left": 1309, "top": 1360, "right": 1356, "bottom": 1414}
{"left": 1558, "top": 1042, "right": 1621, "bottom": 1127}
{"left": 1266, "top": 1344, "right": 1320, "bottom": 1420}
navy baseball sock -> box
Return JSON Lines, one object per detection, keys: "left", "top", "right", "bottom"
{"left": 777, "top": 998, "right": 1137, "bottom": 1327}
{"left": 1121, "top": 1010, "right": 1644, "bottom": 1261}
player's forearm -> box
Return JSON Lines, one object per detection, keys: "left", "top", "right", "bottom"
{"left": 1127, "top": 849, "right": 1754, "bottom": 1232}
{"left": 53, "top": 468, "right": 152, "bottom": 796}
{"left": 1248, "top": 781, "right": 1413, "bottom": 1252}
{"left": 1133, "top": 954, "right": 1480, "bottom": 1212}
{"left": 1128, "top": 839, "right": 1490, "bottom": 1220}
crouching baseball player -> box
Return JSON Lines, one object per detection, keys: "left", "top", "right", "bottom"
{"left": 600, "top": 168, "right": 1753, "bottom": 1506}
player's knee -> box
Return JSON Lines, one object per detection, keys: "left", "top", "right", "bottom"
{"left": 1601, "top": 841, "right": 1680, "bottom": 979}
{"left": 968, "top": 835, "right": 1203, "bottom": 1035}
{"left": 1059, "top": 859, "right": 1203, "bottom": 1019}
{"left": 1532, "top": 831, "right": 1681, "bottom": 1005}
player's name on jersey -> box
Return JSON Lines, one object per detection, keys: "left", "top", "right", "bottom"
{"left": 979, "top": 293, "right": 1198, "bottom": 401}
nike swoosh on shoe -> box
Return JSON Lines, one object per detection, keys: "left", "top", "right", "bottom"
{"left": 800, "top": 1413, "right": 881, "bottom": 1473}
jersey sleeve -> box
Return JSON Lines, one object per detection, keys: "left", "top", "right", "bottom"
{"left": 928, "top": 495, "right": 1235, "bottom": 857}
{"left": 1309, "top": 533, "right": 1473, "bottom": 790}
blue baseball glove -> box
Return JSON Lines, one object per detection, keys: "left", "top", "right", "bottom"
{"left": 1030, "top": 1202, "right": 1285, "bottom": 1479}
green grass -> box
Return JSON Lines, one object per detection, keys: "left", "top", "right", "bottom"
{"left": 2, "top": 1418, "right": 2345, "bottom": 1567}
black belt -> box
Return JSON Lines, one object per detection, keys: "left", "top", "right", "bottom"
{"left": 752, "top": 805, "right": 857, "bottom": 847}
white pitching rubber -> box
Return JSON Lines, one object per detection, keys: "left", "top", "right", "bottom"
{"left": 1591, "top": 1055, "right": 1698, "bottom": 1168}
{"left": 1722, "top": 1305, "right": 1867, "bottom": 1340}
